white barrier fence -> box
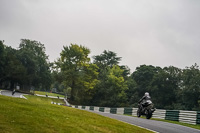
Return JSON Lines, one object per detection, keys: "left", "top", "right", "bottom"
{"left": 70, "top": 105, "right": 199, "bottom": 125}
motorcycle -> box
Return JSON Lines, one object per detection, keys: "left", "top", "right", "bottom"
{"left": 137, "top": 100, "right": 155, "bottom": 119}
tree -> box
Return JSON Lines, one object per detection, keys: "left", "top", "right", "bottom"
{"left": 92, "top": 50, "right": 127, "bottom": 107}
{"left": 18, "top": 39, "right": 52, "bottom": 90}
{"left": 131, "top": 65, "right": 159, "bottom": 97}
{"left": 93, "top": 65, "right": 128, "bottom": 107}
{"left": 150, "top": 66, "right": 182, "bottom": 109}
{"left": 106, "top": 65, "right": 128, "bottom": 107}
{"left": 93, "top": 50, "right": 121, "bottom": 69}
{"left": 181, "top": 64, "right": 200, "bottom": 110}
{"left": 78, "top": 63, "right": 99, "bottom": 104}
{"left": 58, "top": 44, "right": 98, "bottom": 103}
{"left": 120, "top": 65, "right": 130, "bottom": 79}
{"left": 0, "top": 40, "right": 6, "bottom": 84}
{"left": 126, "top": 77, "right": 138, "bottom": 107}
{"left": 0, "top": 43, "right": 27, "bottom": 90}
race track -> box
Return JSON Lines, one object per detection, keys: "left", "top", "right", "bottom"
{"left": 1, "top": 90, "right": 24, "bottom": 98}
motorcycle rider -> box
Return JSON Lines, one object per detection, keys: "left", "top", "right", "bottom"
{"left": 138, "top": 92, "right": 152, "bottom": 112}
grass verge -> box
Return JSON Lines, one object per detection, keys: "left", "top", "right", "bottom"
{"left": 0, "top": 95, "right": 152, "bottom": 133}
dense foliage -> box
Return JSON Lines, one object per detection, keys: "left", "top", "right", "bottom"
{"left": 0, "top": 39, "right": 51, "bottom": 91}
{"left": 1, "top": 39, "right": 200, "bottom": 110}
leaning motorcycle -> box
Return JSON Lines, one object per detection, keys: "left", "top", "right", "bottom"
{"left": 137, "top": 100, "right": 155, "bottom": 119}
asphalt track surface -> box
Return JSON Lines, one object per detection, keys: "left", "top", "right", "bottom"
{"left": 88, "top": 110, "right": 200, "bottom": 133}
{"left": 1, "top": 90, "right": 24, "bottom": 98}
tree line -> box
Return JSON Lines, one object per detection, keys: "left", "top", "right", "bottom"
{"left": 0, "top": 39, "right": 51, "bottom": 91}
{"left": 1, "top": 39, "right": 200, "bottom": 111}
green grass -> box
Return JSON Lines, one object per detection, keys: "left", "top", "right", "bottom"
{"left": 34, "top": 91, "right": 65, "bottom": 98}
{"left": 0, "top": 95, "right": 152, "bottom": 133}
{"left": 25, "top": 95, "right": 65, "bottom": 104}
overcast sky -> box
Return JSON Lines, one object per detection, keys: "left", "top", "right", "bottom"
{"left": 1, "top": 0, "right": 200, "bottom": 72}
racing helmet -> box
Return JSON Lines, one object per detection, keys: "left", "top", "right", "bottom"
{"left": 144, "top": 92, "right": 149, "bottom": 96}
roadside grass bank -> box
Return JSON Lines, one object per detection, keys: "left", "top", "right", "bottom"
{"left": 0, "top": 95, "right": 152, "bottom": 133}
{"left": 34, "top": 91, "right": 65, "bottom": 98}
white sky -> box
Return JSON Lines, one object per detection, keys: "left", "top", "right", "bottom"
{"left": 1, "top": 0, "right": 200, "bottom": 72}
